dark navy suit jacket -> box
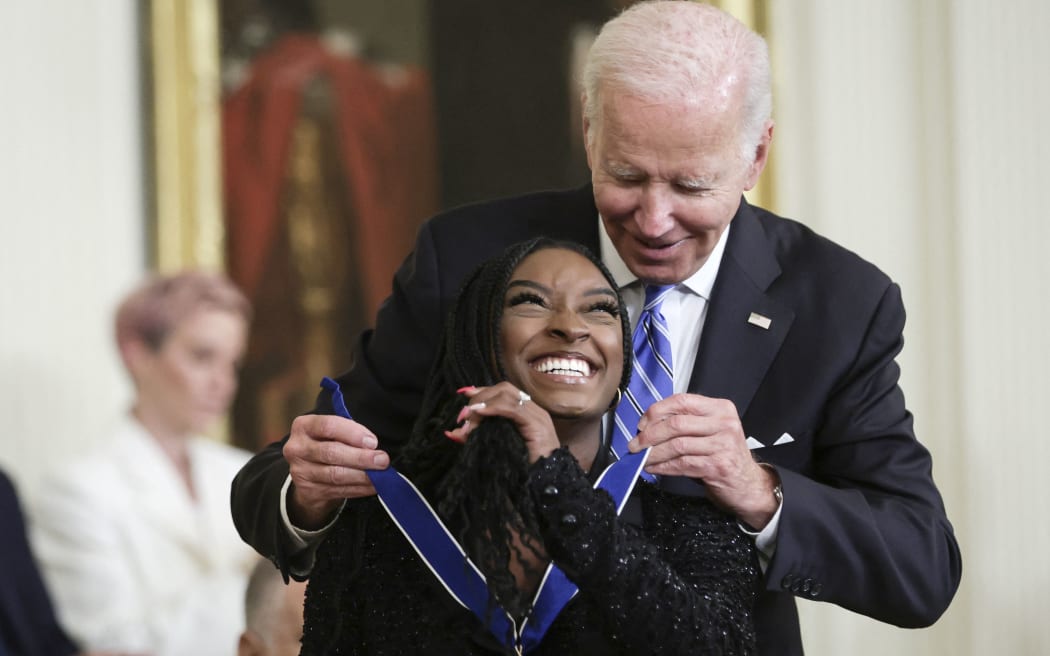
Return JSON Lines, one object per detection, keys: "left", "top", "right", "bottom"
{"left": 232, "top": 185, "right": 962, "bottom": 655}
{"left": 0, "top": 470, "right": 78, "bottom": 656}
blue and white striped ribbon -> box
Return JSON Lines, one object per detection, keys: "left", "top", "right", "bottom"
{"left": 321, "top": 376, "right": 648, "bottom": 653}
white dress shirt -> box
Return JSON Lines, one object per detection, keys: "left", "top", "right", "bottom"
{"left": 598, "top": 220, "right": 781, "bottom": 564}
{"left": 598, "top": 222, "right": 729, "bottom": 392}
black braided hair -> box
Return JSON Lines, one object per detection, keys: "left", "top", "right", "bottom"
{"left": 396, "top": 237, "right": 632, "bottom": 621}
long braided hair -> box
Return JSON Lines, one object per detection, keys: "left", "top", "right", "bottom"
{"left": 396, "top": 237, "right": 632, "bottom": 620}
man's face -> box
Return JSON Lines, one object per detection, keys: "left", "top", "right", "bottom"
{"left": 586, "top": 92, "right": 769, "bottom": 284}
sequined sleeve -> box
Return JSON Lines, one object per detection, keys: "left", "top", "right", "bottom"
{"left": 528, "top": 447, "right": 759, "bottom": 655}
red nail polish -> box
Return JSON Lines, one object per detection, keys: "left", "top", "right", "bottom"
{"left": 456, "top": 386, "right": 476, "bottom": 394}
{"left": 444, "top": 430, "right": 465, "bottom": 443}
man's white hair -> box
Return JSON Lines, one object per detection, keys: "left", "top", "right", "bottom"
{"left": 582, "top": 0, "right": 772, "bottom": 162}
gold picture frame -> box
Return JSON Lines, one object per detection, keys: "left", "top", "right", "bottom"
{"left": 146, "top": 0, "right": 224, "bottom": 272}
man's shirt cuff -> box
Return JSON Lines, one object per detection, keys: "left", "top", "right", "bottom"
{"left": 279, "top": 474, "right": 346, "bottom": 574}
{"left": 738, "top": 494, "right": 783, "bottom": 572}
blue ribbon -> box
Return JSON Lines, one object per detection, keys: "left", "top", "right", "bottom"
{"left": 321, "top": 377, "right": 649, "bottom": 653}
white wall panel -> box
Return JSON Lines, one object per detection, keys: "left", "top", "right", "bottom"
{"left": 770, "top": 0, "right": 1049, "bottom": 653}
{"left": 0, "top": 1, "right": 145, "bottom": 498}
{"left": 952, "top": 0, "right": 1050, "bottom": 653}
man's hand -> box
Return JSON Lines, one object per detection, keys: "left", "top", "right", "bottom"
{"left": 282, "top": 414, "right": 390, "bottom": 530}
{"left": 627, "top": 393, "right": 780, "bottom": 529}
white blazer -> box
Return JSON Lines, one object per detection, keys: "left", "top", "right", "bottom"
{"left": 30, "top": 415, "right": 260, "bottom": 656}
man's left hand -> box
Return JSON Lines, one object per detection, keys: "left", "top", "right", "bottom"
{"left": 627, "top": 393, "right": 780, "bottom": 529}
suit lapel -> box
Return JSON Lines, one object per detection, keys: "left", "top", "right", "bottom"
{"left": 689, "top": 201, "right": 794, "bottom": 419}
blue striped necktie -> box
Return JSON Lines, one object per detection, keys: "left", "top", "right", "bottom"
{"left": 613, "top": 284, "right": 676, "bottom": 479}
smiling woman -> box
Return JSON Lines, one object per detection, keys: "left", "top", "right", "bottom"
{"left": 499, "top": 247, "right": 625, "bottom": 424}
{"left": 299, "top": 238, "right": 761, "bottom": 655}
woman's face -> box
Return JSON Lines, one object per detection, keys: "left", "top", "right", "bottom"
{"left": 132, "top": 307, "right": 247, "bottom": 437}
{"left": 499, "top": 248, "right": 624, "bottom": 421}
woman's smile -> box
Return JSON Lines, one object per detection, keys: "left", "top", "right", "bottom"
{"left": 500, "top": 247, "right": 624, "bottom": 420}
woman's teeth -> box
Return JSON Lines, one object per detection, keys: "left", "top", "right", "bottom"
{"left": 533, "top": 357, "right": 592, "bottom": 377}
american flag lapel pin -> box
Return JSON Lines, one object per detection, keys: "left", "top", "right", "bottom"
{"left": 747, "top": 312, "right": 772, "bottom": 330}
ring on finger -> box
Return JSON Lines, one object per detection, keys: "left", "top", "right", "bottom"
{"left": 517, "top": 390, "right": 531, "bottom": 406}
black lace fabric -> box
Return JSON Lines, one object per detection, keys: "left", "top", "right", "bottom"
{"left": 301, "top": 447, "right": 759, "bottom": 655}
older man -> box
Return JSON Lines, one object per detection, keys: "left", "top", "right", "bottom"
{"left": 231, "top": 2, "right": 961, "bottom": 653}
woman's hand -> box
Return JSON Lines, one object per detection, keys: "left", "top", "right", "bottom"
{"left": 445, "top": 383, "right": 560, "bottom": 463}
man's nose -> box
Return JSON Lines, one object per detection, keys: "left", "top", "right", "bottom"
{"left": 634, "top": 186, "right": 675, "bottom": 237}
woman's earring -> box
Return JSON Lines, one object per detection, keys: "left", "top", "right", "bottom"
{"left": 608, "top": 388, "right": 623, "bottom": 411}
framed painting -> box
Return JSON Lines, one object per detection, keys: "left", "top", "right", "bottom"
{"left": 145, "top": 0, "right": 771, "bottom": 450}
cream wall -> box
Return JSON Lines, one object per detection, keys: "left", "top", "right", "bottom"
{"left": 770, "top": 0, "right": 1049, "bottom": 654}
{"left": 0, "top": 1, "right": 144, "bottom": 496}
{"left": 0, "top": 0, "right": 1047, "bottom": 654}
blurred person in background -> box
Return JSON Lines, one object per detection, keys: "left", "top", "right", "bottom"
{"left": 31, "top": 271, "right": 260, "bottom": 656}
{"left": 237, "top": 559, "right": 306, "bottom": 656}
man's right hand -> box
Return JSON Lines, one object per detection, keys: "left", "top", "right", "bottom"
{"left": 282, "top": 413, "right": 390, "bottom": 530}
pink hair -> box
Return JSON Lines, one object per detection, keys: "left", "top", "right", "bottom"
{"left": 114, "top": 270, "right": 251, "bottom": 352}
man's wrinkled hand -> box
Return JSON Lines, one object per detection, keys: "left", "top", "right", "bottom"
{"left": 282, "top": 413, "right": 389, "bottom": 529}
{"left": 628, "top": 393, "right": 779, "bottom": 528}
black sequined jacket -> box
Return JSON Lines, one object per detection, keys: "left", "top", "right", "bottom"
{"left": 301, "top": 447, "right": 760, "bottom": 655}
